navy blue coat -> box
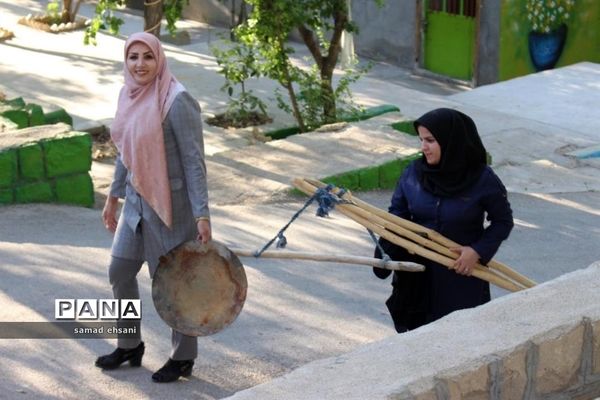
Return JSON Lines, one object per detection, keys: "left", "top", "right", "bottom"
{"left": 376, "top": 161, "right": 513, "bottom": 332}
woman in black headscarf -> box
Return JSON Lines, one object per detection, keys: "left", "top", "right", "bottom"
{"left": 373, "top": 108, "right": 514, "bottom": 333}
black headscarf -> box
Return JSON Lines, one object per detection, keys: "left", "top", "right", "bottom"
{"left": 413, "top": 108, "right": 487, "bottom": 197}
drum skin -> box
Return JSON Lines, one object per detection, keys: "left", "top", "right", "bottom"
{"left": 152, "top": 240, "right": 247, "bottom": 336}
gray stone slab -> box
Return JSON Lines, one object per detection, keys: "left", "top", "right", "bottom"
{"left": 450, "top": 62, "right": 600, "bottom": 141}
{"left": 0, "top": 123, "right": 71, "bottom": 150}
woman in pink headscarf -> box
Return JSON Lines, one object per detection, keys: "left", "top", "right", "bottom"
{"left": 94, "top": 32, "right": 211, "bottom": 383}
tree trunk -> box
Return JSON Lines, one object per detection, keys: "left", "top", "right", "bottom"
{"left": 320, "top": 1, "right": 347, "bottom": 123}
{"left": 238, "top": 1, "right": 248, "bottom": 26}
{"left": 230, "top": 0, "right": 236, "bottom": 40}
{"left": 320, "top": 74, "right": 336, "bottom": 123}
{"left": 62, "top": 0, "right": 72, "bottom": 22}
{"left": 144, "top": 0, "right": 164, "bottom": 37}
{"left": 284, "top": 68, "right": 306, "bottom": 132}
{"left": 230, "top": 1, "right": 249, "bottom": 41}
{"left": 277, "top": 38, "right": 306, "bottom": 132}
{"left": 263, "top": 2, "right": 305, "bottom": 131}
{"left": 297, "top": 0, "right": 348, "bottom": 124}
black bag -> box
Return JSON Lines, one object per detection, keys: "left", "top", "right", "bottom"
{"left": 373, "top": 237, "right": 429, "bottom": 333}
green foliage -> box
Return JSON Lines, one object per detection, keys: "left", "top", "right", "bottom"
{"left": 292, "top": 67, "right": 325, "bottom": 130}
{"left": 333, "top": 61, "right": 373, "bottom": 119}
{"left": 85, "top": 0, "right": 188, "bottom": 44}
{"left": 47, "top": 0, "right": 85, "bottom": 23}
{"left": 46, "top": 1, "right": 61, "bottom": 24}
{"left": 211, "top": 41, "right": 269, "bottom": 123}
{"left": 224, "top": 91, "right": 268, "bottom": 122}
{"left": 281, "top": 62, "right": 370, "bottom": 130}
{"left": 212, "top": 41, "right": 262, "bottom": 89}
{"left": 84, "top": 0, "right": 126, "bottom": 45}
{"left": 234, "top": 2, "right": 296, "bottom": 82}
{"left": 227, "top": 0, "right": 380, "bottom": 131}
{"left": 164, "top": 0, "right": 190, "bottom": 36}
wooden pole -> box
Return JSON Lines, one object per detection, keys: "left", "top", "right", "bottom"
{"left": 230, "top": 248, "right": 425, "bottom": 272}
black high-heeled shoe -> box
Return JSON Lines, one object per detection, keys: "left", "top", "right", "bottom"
{"left": 95, "top": 342, "right": 145, "bottom": 370}
{"left": 151, "top": 358, "right": 194, "bottom": 383}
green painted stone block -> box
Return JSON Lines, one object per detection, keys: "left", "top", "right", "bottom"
{"left": 25, "top": 104, "right": 45, "bottom": 127}
{"left": 0, "top": 188, "right": 14, "bottom": 205}
{"left": 43, "top": 132, "right": 92, "bottom": 177}
{"left": 0, "top": 149, "right": 18, "bottom": 188}
{"left": 264, "top": 126, "right": 300, "bottom": 140}
{"left": 358, "top": 166, "right": 380, "bottom": 191}
{"left": 18, "top": 144, "right": 45, "bottom": 181}
{"left": 390, "top": 120, "right": 417, "bottom": 136}
{"left": 0, "top": 98, "right": 26, "bottom": 114}
{"left": 323, "top": 172, "right": 359, "bottom": 191}
{"left": 379, "top": 153, "right": 421, "bottom": 189}
{"left": 43, "top": 108, "right": 73, "bottom": 126}
{"left": 15, "top": 182, "right": 54, "bottom": 203}
{"left": 55, "top": 173, "right": 94, "bottom": 207}
{"left": 399, "top": 153, "right": 421, "bottom": 171}
{"left": 288, "top": 188, "right": 306, "bottom": 198}
{"left": 1, "top": 109, "right": 28, "bottom": 129}
{"left": 340, "top": 104, "right": 401, "bottom": 123}
{"left": 379, "top": 159, "right": 402, "bottom": 189}
{"left": 5, "top": 97, "right": 26, "bottom": 109}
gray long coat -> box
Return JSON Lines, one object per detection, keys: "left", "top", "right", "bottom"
{"left": 109, "top": 91, "right": 210, "bottom": 276}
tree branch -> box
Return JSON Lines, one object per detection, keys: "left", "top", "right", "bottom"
{"left": 324, "top": 4, "right": 348, "bottom": 73}
{"left": 298, "top": 24, "right": 323, "bottom": 67}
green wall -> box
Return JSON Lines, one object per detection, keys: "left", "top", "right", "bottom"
{"left": 499, "top": 0, "right": 600, "bottom": 81}
{"left": 0, "top": 132, "right": 94, "bottom": 207}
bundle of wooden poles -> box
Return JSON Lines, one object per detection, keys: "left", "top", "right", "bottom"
{"left": 293, "top": 177, "right": 537, "bottom": 293}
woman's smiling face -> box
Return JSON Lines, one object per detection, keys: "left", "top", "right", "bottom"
{"left": 126, "top": 42, "right": 157, "bottom": 85}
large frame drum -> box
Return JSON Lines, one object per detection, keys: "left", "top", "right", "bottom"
{"left": 152, "top": 240, "right": 247, "bottom": 336}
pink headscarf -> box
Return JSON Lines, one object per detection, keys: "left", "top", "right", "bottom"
{"left": 111, "top": 32, "right": 184, "bottom": 228}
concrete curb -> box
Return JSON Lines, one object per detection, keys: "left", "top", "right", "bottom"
{"left": 225, "top": 262, "right": 600, "bottom": 400}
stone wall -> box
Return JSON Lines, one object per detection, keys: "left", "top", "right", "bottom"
{"left": 0, "top": 123, "right": 94, "bottom": 208}
{"left": 351, "top": 0, "right": 416, "bottom": 67}
{"left": 224, "top": 262, "right": 600, "bottom": 400}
